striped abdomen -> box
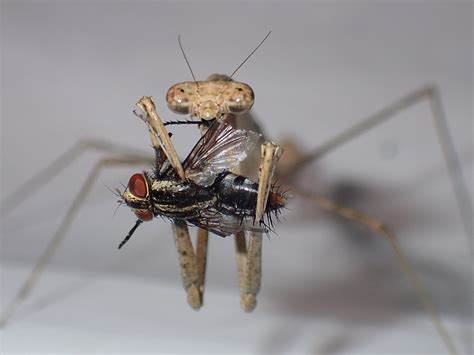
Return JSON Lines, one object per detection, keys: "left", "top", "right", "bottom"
{"left": 214, "top": 172, "right": 285, "bottom": 218}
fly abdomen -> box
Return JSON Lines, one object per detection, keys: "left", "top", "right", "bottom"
{"left": 214, "top": 172, "right": 285, "bottom": 219}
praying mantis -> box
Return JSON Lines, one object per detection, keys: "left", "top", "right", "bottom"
{"left": 1, "top": 31, "right": 471, "bottom": 354}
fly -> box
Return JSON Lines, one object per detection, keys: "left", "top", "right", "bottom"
{"left": 1, "top": 30, "right": 468, "bottom": 355}
{"left": 117, "top": 120, "right": 286, "bottom": 249}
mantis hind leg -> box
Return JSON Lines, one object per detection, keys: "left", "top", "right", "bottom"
{"left": 1, "top": 154, "right": 153, "bottom": 328}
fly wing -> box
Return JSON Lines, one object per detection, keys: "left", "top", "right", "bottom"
{"left": 183, "top": 121, "right": 261, "bottom": 186}
{"left": 218, "top": 216, "right": 269, "bottom": 236}
{"left": 189, "top": 214, "right": 268, "bottom": 238}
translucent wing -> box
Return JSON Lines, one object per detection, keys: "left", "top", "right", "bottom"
{"left": 183, "top": 121, "right": 261, "bottom": 186}
{"left": 218, "top": 216, "right": 268, "bottom": 236}
{"left": 188, "top": 214, "right": 268, "bottom": 238}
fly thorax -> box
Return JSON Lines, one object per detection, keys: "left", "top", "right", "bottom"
{"left": 151, "top": 179, "right": 181, "bottom": 195}
{"left": 150, "top": 179, "right": 194, "bottom": 204}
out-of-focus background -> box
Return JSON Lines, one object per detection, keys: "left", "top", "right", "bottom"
{"left": 1, "top": 1, "right": 472, "bottom": 354}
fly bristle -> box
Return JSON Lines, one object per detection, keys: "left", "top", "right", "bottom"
{"left": 259, "top": 182, "right": 289, "bottom": 234}
{"left": 267, "top": 181, "right": 288, "bottom": 212}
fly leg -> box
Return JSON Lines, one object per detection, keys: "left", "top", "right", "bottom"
{"left": 1, "top": 155, "right": 153, "bottom": 328}
{"left": 237, "top": 142, "right": 283, "bottom": 312}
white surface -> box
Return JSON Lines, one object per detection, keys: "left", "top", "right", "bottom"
{"left": 1, "top": 1, "right": 473, "bottom": 354}
{"left": 1, "top": 264, "right": 470, "bottom": 354}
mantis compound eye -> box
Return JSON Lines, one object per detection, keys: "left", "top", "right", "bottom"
{"left": 128, "top": 173, "right": 148, "bottom": 198}
{"left": 166, "top": 83, "right": 192, "bottom": 114}
{"left": 226, "top": 84, "right": 254, "bottom": 114}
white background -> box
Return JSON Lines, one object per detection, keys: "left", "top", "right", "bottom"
{"left": 1, "top": 1, "right": 472, "bottom": 354}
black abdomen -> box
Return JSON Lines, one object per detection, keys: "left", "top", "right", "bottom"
{"left": 214, "top": 172, "right": 285, "bottom": 218}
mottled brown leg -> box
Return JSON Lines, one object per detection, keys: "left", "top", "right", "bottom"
{"left": 195, "top": 228, "right": 209, "bottom": 300}
{"left": 295, "top": 189, "right": 459, "bottom": 355}
{"left": 171, "top": 221, "right": 202, "bottom": 310}
{"left": 1, "top": 139, "right": 151, "bottom": 218}
{"left": 239, "top": 142, "right": 283, "bottom": 312}
{"left": 1, "top": 155, "right": 152, "bottom": 328}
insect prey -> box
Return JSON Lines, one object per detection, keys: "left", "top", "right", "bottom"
{"left": 118, "top": 120, "right": 286, "bottom": 248}
{"left": 1, "top": 29, "right": 468, "bottom": 355}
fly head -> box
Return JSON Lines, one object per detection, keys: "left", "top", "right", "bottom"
{"left": 122, "top": 172, "right": 155, "bottom": 222}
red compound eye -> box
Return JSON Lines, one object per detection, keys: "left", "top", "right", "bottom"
{"left": 134, "top": 209, "right": 154, "bottom": 221}
{"left": 128, "top": 173, "right": 148, "bottom": 198}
